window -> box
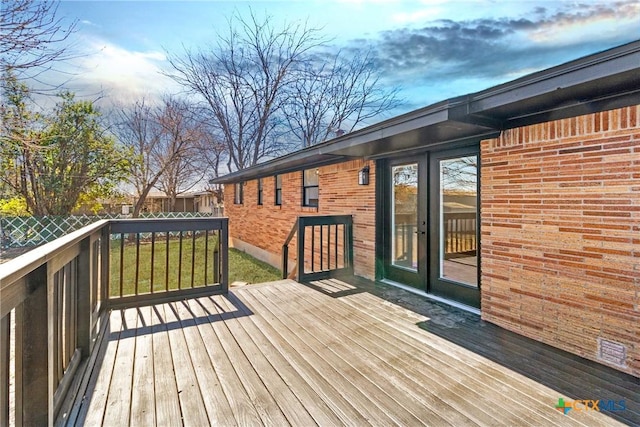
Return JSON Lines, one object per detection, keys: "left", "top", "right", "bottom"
{"left": 275, "top": 175, "right": 282, "bottom": 206}
{"left": 257, "top": 178, "right": 263, "bottom": 205}
{"left": 302, "top": 169, "right": 319, "bottom": 207}
{"left": 234, "top": 182, "right": 243, "bottom": 204}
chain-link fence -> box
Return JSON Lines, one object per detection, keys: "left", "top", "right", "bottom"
{"left": 0, "top": 210, "right": 224, "bottom": 250}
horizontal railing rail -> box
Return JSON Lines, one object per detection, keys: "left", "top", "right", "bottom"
{"left": 0, "top": 217, "right": 228, "bottom": 426}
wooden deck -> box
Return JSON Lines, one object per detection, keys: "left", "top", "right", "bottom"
{"left": 63, "top": 278, "right": 639, "bottom": 426}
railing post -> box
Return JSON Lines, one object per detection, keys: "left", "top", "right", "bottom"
{"left": 213, "top": 247, "right": 219, "bottom": 286}
{"left": 15, "top": 265, "right": 49, "bottom": 425}
{"left": 282, "top": 245, "right": 289, "bottom": 279}
{"left": 281, "top": 218, "right": 299, "bottom": 280}
{"left": 0, "top": 313, "right": 9, "bottom": 427}
{"left": 76, "top": 237, "right": 91, "bottom": 356}
{"left": 346, "top": 217, "right": 354, "bottom": 273}
{"left": 101, "top": 224, "right": 110, "bottom": 307}
{"left": 219, "top": 218, "right": 229, "bottom": 293}
{"left": 296, "top": 219, "right": 305, "bottom": 282}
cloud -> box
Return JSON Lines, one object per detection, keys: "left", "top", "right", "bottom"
{"left": 351, "top": 0, "right": 640, "bottom": 103}
{"left": 391, "top": 8, "right": 443, "bottom": 25}
{"left": 61, "top": 38, "right": 181, "bottom": 105}
{"left": 529, "top": 0, "right": 640, "bottom": 42}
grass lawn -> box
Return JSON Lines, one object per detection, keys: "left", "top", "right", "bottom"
{"left": 227, "top": 248, "right": 281, "bottom": 284}
{"left": 110, "top": 234, "right": 280, "bottom": 296}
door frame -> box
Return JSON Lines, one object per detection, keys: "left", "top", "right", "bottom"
{"left": 376, "top": 143, "right": 481, "bottom": 309}
{"left": 428, "top": 147, "right": 481, "bottom": 308}
{"left": 378, "top": 156, "right": 428, "bottom": 290}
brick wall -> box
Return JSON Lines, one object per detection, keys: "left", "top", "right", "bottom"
{"left": 481, "top": 105, "right": 640, "bottom": 376}
{"left": 225, "top": 159, "right": 376, "bottom": 280}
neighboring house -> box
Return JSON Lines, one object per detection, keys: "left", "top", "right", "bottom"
{"left": 135, "top": 191, "right": 197, "bottom": 213}
{"left": 211, "top": 41, "right": 640, "bottom": 377}
{"left": 193, "top": 190, "right": 223, "bottom": 214}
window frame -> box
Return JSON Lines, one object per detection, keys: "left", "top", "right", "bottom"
{"left": 275, "top": 174, "right": 282, "bottom": 206}
{"left": 257, "top": 178, "right": 263, "bottom": 205}
{"left": 302, "top": 169, "right": 319, "bottom": 208}
{"left": 234, "top": 182, "right": 244, "bottom": 205}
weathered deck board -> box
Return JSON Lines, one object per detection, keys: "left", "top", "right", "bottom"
{"left": 278, "top": 283, "right": 509, "bottom": 426}
{"left": 223, "top": 292, "right": 372, "bottom": 425}
{"left": 68, "top": 279, "right": 637, "bottom": 427}
{"left": 271, "top": 281, "right": 572, "bottom": 427}
{"left": 162, "top": 302, "right": 210, "bottom": 426}
{"left": 304, "top": 280, "right": 580, "bottom": 426}
{"left": 335, "top": 277, "right": 640, "bottom": 426}
{"left": 129, "top": 306, "right": 155, "bottom": 426}
{"left": 76, "top": 310, "right": 121, "bottom": 426}
{"left": 148, "top": 304, "right": 182, "bottom": 425}
{"left": 214, "top": 294, "right": 350, "bottom": 426}
{"left": 102, "top": 308, "right": 138, "bottom": 426}
{"left": 206, "top": 295, "right": 318, "bottom": 426}
{"left": 251, "top": 285, "right": 453, "bottom": 426}
{"left": 199, "top": 297, "right": 290, "bottom": 426}
{"left": 172, "top": 300, "right": 236, "bottom": 426}
{"left": 243, "top": 286, "right": 405, "bottom": 425}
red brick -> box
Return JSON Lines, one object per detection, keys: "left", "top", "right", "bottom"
{"left": 480, "top": 104, "right": 640, "bottom": 377}
{"left": 226, "top": 160, "right": 376, "bottom": 280}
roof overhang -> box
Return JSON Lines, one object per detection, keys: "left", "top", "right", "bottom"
{"left": 212, "top": 40, "right": 640, "bottom": 185}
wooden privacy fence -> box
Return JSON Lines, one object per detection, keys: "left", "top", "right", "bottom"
{"left": 0, "top": 217, "right": 228, "bottom": 426}
{"left": 282, "top": 215, "right": 354, "bottom": 282}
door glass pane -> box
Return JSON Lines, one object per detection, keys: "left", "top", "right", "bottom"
{"left": 392, "top": 164, "right": 418, "bottom": 271}
{"left": 440, "top": 156, "right": 477, "bottom": 286}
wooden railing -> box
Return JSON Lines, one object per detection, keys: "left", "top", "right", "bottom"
{"left": 281, "top": 218, "right": 299, "bottom": 279}
{"left": 393, "top": 212, "right": 476, "bottom": 265}
{"left": 0, "top": 217, "right": 228, "bottom": 426}
{"left": 108, "top": 218, "right": 228, "bottom": 308}
{"left": 443, "top": 212, "right": 476, "bottom": 257}
{"left": 282, "top": 215, "right": 354, "bottom": 282}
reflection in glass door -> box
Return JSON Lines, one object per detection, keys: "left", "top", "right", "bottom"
{"left": 381, "top": 150, "right": 479, "bottom": 307}
{"left": 429, "top": 150, "right": 480, "bottom": 308}
{"left": 392, "top": 164, "right": 418, "bottom": 271}
{"left": 385, "top": 160, "right": 425, "bottom": 290}
{"left": 439, "top": 156, "right": 478, "bottom": 287}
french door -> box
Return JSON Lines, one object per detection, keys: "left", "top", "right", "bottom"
{"left": 382, "top": 147, "right": 480, "bottom": 308}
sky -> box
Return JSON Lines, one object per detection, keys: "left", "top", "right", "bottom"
{"left": 46, "top": 0, "right": 640, "bottom": 121}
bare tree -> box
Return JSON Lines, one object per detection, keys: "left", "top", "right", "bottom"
{"left": 156, "top": 154, "right": 204, "bottom": 211}
{"left": 115, "top": 95, "right": 206, "bottom": 216}
{"left": 167, "top": 11, "right": 324, "bottom": 172}
{"left": 441, "top": 156, "right": 477, "bottom": 193}
{"left": 115, "top": 99, "right": 159, "bottom": 216}
{"left": 154, "top": 105, "right": 207, "bottom": 211}
{"left": 283, "top": 49, "right": 401, "bottom": 147}
{"left": 1, "top": 0, "right": 77, "bottom": 86}
{"left": 189, "top": 107, "right": 228, "bottom": 180}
